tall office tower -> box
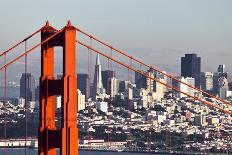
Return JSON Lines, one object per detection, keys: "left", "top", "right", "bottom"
{"left": 181, "top": 53, "right": 201, "bottom": 88}
{"left": 218, "top": 64, "right": 228, "bottom": 78}
{"left": 153, "top": 78, "right": 165, "bottom": 101}
{"left": 213, "top": 73, "right": 220, "bottom": 94}
{"left": 102, "top": 70, "right": 116, "bottom": 93}
{"left": 186, "top": 77, "right": 196, "bottom": 97}
{"left": 154, "top": 70, "right": 168, "bottom": 92}
{"left": 146, "top": 68, "right": 154, "bottom": 92}
{"left": 135, "top": 68, "right": 154, "bottom": 90}
{"left": 20, "top": 73, "right": 35, "bottom": 102}
{"left": 218, "top": 64, "right": 225, "bottom": 74}
{"left": 93, "top": 54, "right": 105, "bottom": 100}
{"left": 119, "top": 80, "right": 130, "bottom": 92}
{"left": 135, "top": 71, "right": 146, "bottom": 89}
{"left": 107, "top": 77, "right": 119, "bottom": 97}
{"left": 77, "top": 73, "right": 89, "bottom": 99}
{"left": 200, "top": 72, "right": 214, "bottom": 92}
{"left": 213, "top": 64, "right": 228, "bottom": 94}
{"left": 218, "top": 77, "right": 229, "bottom": 99}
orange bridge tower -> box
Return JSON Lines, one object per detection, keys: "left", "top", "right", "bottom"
{"left": 39, "top": 21, "right": 78, "bottom": 155}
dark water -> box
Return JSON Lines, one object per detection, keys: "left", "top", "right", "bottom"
{"left": 0, "top": 149, "right": 144, "bottom": 155}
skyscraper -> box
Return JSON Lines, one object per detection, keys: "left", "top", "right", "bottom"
{"left": 102, "top": 70, "right": 116, "bottom": 93}
{"left": 218, "top": 77, "right": 229, "bottom": 99}
{"left": 107, "top": 77, "right": 119, "bottom": 97}
{"left": 135, "top": 69, "right": 154, "bottom": 90}
{"left": 20, "top": 73, "right": 35, "bottom": 102}
{"left": 200, "top": 72, "right": 214, "bottom": 92}
{"left": 213, "top": 64, "right": 228, "bottom": 95}
{"left": 77, "top": 73, "right": 89, "bottom": 99}
{"left": 135, "top": 71, "right": 146, "bottom": 89}
{"left": 119, "top": 80, "right": 130, "bottom": 93}
{"left": 218, "top": 64, "right": 225, "bottom": 74}
{"left": 92, "top": 54, "right": 105, "bottom": 100}
{"left": 181, "top": 53, "right": 201, "bottom": 88}
{"left": 172, "top": 77, "right": 195, "bottom": 98}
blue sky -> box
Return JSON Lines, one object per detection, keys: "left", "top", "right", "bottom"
{"left": 0, "top": 0, "right": 232, "bottom": 75}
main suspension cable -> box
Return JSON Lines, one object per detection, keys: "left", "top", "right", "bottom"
{"left": 0, "top": 28, "right": 42, "bottom": 57}
{"left": 0, "top": 28, "right": 64, "bottom": 72}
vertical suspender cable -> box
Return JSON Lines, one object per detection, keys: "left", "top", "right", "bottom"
{"left": 109, "top": 47, "right": 113, "bottom": 153}
{"left": 4, "top": 53, "right": 7, "bottom": 155}
{"left": 24, "top": 41, "right": 28, "bottom": 155}
{"left": 107, "top": 51, "right": 110, "bottom": 154}
{"left": 87, "top": 37, "right": 93, "bottom": 152}
{"left": 146, "top": 69, "right": 149, "bottom": 155}
{"left": 127, "top": 57, "right": 132, "bottom": 153}
{"left": 129, "top": 57, "right": 132, "bottom": 153}
{"left": 149, "top": 70, "right": 152, "bottom": 155}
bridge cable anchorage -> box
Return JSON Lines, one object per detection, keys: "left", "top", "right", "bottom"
{"left": 3, "top": 53, "right": 7, "bottom": 155}
{"left": 75, "top": 27, "right": 232, "bottom": 107}
{"left": 0, "top": 28, "right": 42, "bottom": 57}
{"left": 0, "top": 28, "right": 65, "bottom": 72}
{"left": 77, "top": 40, "right": 232, "bottom": 116}
{"left": 24, "top": 41, "right": 28, "bottom": 155}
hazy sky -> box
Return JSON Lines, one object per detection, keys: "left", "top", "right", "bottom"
{"left": 0, "top": 0, "right": 232, "bottom": 76}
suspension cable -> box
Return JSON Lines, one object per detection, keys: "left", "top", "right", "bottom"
{"left": 3, "top": 54, "right": 7, "bottom": 155}
{"left": 77, "top": 40, "right": 232, "bottom": 116}
{"left": 0, "top": 28, "right": 64, "bottom": 72}
{"left": 87, "top": 37, "right": 92, "bottom": 152}
{"left": 0, "top": 28, "right": 42, "bottom": 57}
{"left": 75, "top": 27, "right": 232, "bottom": 107}
{"left": 24, "top": 41, "right": 28, "bottom": 155}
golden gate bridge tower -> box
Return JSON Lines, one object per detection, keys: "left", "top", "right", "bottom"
{"left": 39, "top": 21, "right": 78, "bottom": 155}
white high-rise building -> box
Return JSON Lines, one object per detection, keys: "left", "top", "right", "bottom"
{"left": 154, "top": 78, "right": 164, "bottom": 101}
{"left": 93, "top": 54, "right": 105, "bottom": 100}
{"left": 108, "top": 77, "right": 119, "bottom": 97}
{"left": 77, "top": 89, "right": 85, "bottom": 111}
{"left": 200, "top": 72, "right": 213, "bottom": 91}
{"left": 186, "top": 77, "right": 195, "bottom": 97}
{"left": 173, "top": 77, "right": 195, "bottom": 98}
{"left": 178, "top": 77, "right": 188, "bottom": 98}
{"left": 218, "top": 77, "right": 229, "bottom": 99}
